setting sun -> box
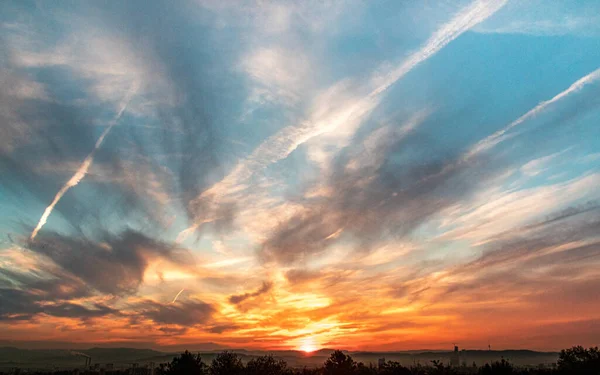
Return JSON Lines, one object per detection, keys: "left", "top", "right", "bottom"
{"left": 300, "top": 344, "right": 317, "bottom": 353}
{"left": 299, "top": 337, "right": 318, "bottom": 353}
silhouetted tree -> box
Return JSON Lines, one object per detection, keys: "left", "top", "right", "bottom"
{"left": 298, "top": 367, "right": 322, "bottom": 375}
{"left": 356, "top": 362, "right": 377, "bottom": 375}
{"left": 324, "top": 350, "right": 357, "bottom": 375}
{"left": 479, "top": 358, "right": 514, "bottom": 375}
{"left": 245, "top": 355, "right": 289, "bottom": 375}
{"left": 429, "top": 360, "right": 456, "bottom": 375}
{"left": 159, "top": 350, "right": 206, "bottom": 375}
{"left": 379, "top": 361, "right": 412, "bottom": 375}
{"left": 557, "top": 346, "right": 600, "bottom": 374}
{"left": 209, "top": 351, "right": 244, "bottom": 375}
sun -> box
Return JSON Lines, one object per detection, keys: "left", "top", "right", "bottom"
{"left": 300, "top": 343, "right": 317, "bottom": 353}
{"left": 299, "top": 337, "right": 318, "bottom": 353}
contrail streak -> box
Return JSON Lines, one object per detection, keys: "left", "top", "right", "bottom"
{"left": 413, "top": 67, "right": 600, "bottom": 187}
{"left": 30, "top": 83, "right": 138, "bottom": 241}
{"left": 466, "top": 68, "right": 600, "bottom": 158}
{"left": 177, "top": 0, "right": 507, "bottom": 242}
{"left": 171, "top": 288, "right": 186, "bottom": 304}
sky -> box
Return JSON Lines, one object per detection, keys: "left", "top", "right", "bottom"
{"left": 1, "top": 0, "right": 600, "bottom": 352}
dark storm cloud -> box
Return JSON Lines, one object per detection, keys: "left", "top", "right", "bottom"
{"left": 26, "top": 229, "right": 195, "bottom": 295}
{"left": 136, "top": 299, "right": 215, "bottom": 327}
{"left": 261, "top": 128, "right": 498, "bottom": 264}
{"left": 228, "top": 281, "right": 273, "bottom": 305}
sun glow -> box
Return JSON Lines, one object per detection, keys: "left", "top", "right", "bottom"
{"left": 299, "top": 337, "right": 318, "bottom": 353}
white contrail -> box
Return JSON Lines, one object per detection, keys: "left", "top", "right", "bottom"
{"left": 30, "top": 83, "right": 138, "bottom": 241}
{"left": 224, "top": 0, "right": 507, "bottom": 189}
{"left": 370, "top": 0, "right": 508, "bottom": 97}
{"left": 411, "top": 67, "right": 600, "bottom": 187}
{"left": 171, "top": 288, "right": 186, "bottom": 304}
{"left": 178, "top": 0, "right": 506, "bottom": 241}
{"left": 466, "top": 68, "right": 600, "bottom": 159}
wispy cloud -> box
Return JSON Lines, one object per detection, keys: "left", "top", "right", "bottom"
{"left": 472, "top": 0, "right": 600, "bottom": 37}
{"left": 467, "top": 68, "right": 600, "bottom": 158}
{"left": 30, "top": 83, "right": 138, "bottom": 240}
{"left": 369, "top": 0, "right": 508, "bottom": 96}
{"left": 180, "top": 0, "right": 507, "bottom": 239}
{"left": 228, "top": 281, "right": 273, "bottom": 305}
{"left": 2, "top": 0, "right": 600, "bottom": 350}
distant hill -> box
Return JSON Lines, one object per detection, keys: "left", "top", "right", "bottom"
{"left": 0, "top": 346, "right": 560, "bottom": 370}
{"left": 346, "top": 349, "right": 559, "bottom": 367}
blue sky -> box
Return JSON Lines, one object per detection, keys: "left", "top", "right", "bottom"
{"left": 1, "top": 0, "right": 599, "bottom": 350}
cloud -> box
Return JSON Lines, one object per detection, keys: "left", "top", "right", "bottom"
{"left": 2, "top": 1, "right": 240, "bottom": 238}
{"left": 136, "top": 299, "right": 215, "bottom": 327}
{"left": 260, "top": 115, "right": 502, "bottom": 264}
{"left": 472, "top": 1, "right": 600, "bottom": 37}
{"left": 26, "top": 229, "right": 195, "bottom": 295}
{"left": 520, "top": 149, "right": 569, "bottom": 177}
{"left": 1, "top": 0, "right": 600, "bottom": 350}
{"left": 41, "top": 302, "right": 120, "bottom": 319}
{"left": 466, "top": 68, "right": 600, "bottom": 158}
{"left": 207, "top": 324, "right": 240, "bottom": 334}
{"left": 0, "top": 64, "right": 50, "bottom": 154}
{"left": 30, "top": 82, "right": 138, "bottom": 240}
{"left": 228, "top": 281, "right": 273, "bottom": 305}
{"left": 370, "top": 0, "right": 507, "bottom": 96}
{"left": 0, "top": 53, "right": 155, "bottom": 234}
{"left": 475, "top": 17, "right": 600, "bottom": 37}
{"left": 241, "top": 47, "right": 311, "bottom": 106}
{"left": 178, "top": 0, "right": 507, "bottom": 240}
{"left": 0, "top": 287, "right": 118, "bottom": 322}
{"left": 158, "top": 326, "right": 188, "bottom": 335}
{"left": 196, "top": 0, "right": 349, "bottom": 35}
{"left": 0, "top": 266, "right": 90, "bottom": 302}
{"left": 437, "top": 174, "right": 600, "bottom": 245}
{"left": 409, "top": 202, "right": 600, "bottom": 309}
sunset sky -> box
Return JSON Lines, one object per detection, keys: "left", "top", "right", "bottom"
{"left": 1, "top": 0, "right": 600, "bottom": 352}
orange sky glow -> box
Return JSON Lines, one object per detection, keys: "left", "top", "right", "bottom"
{"left": 1, "top": 0, "right": 600, "bottom": 353}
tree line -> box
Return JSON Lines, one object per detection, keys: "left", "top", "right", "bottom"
{"left": 157, "top": 346, "right": 599, "bottom": 375}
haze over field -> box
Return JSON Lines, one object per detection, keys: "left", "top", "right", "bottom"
{"left": 0, "top": 347, "right": 561, "bottom": 370}
{"left": 1, "top": 0, "right": 600, "bottom": 352}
